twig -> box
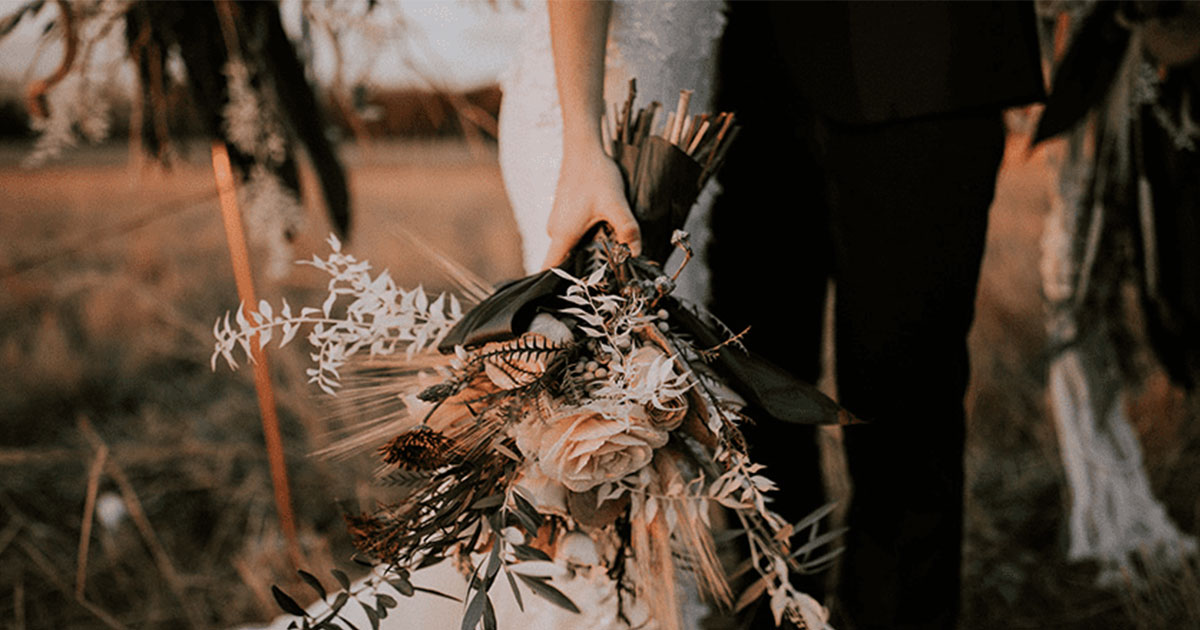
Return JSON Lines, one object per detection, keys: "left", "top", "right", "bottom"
{"left": 0, "top": 443, "right": 258, "bottom": 467}
{"left": 0, "top": 518, "right": 21, "bottom": 557}
{"left": 669, "top": 90, "right": 692, "bottom": 145}
{"left": 686, "top": 120, "right": 710, "bottom": 156}
{"left": 15, "top": 537, "right": 128, "bottom": 630}
{"left": 78, "top": 417, "right": 207, "bottom": 630}
{"left": 14, "top": 576, "right": 25, "bottom": 630}
{"left": 0, "top": 189, "right": 216, "bottom": 280}
{"left": 76, "top": 443, "right": 108, "bottom": 600}
{"left": 697, "top": 326, "right": 752, "bottom": 362}
{"left": 25, "top": 0, "right": 77, "bottom": 120}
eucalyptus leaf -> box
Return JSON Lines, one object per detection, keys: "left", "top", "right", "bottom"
{"left": 513, "top": 544, "right": 552, "bottom": 562}
{"left": 515, "top": 575, "right": 580, "bottom": 614}
{"left": 412, "top": 586, "right": 462, "bottom": 602}
{"left": 271, "top": 585, "right": 308, "bottom": 616}
{"left": 462, "top": 590, "right": 487, "bottom": 630}
{"left": 298, "top": 570, "right": 327, "bottom": 601}
{"left": 389, "top": 576, "right": 415, "bottom": 597}
{"left": 482, "top": 592, "right": 497, "bottom": 630}
{"left": 503, "top": 567, "right": 524, "bottom": 612}
{"left": 332, "top": 569, "right": 352, "bottom": 592}
{"left": 361, "top": 602, "right": 380, "bottom": 630}
{"left": 471, "top": 493, "right": 504, "bottom": 510}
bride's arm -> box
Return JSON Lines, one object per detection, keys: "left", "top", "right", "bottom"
{"left": 542, "top": 0, "right": 641, "bottom": 269}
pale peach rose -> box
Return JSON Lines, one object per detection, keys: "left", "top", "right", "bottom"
{"left": 533, "top": 407, "right": 669, "bottom": 493}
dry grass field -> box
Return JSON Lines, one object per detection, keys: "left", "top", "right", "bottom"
{"left": 0, "top": 136, "right": 1196, "bottom": 629}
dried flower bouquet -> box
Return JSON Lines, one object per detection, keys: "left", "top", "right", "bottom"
{"left": 213, "top": 86, "right": 846, "bottom": 630}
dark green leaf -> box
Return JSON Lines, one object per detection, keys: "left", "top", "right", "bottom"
{"left": 471, "top": 494, "right": 504, "bottom": 510}
{"left": 791, "top": 527, "right": 848, "bottom": 561}
{"left": 272, "top": 585, "right": 308, "bottom": 616}
{"left": 515, "top": 575, "right": 580, "bottom": 613}
{"left": 332, "top": 569, "right": 352, "bottom": 591}
{"left": 482, "top": 592, "right": 497, "bottom": 630}
{"left": 351, "top": 556, "right": 376, "bottom": 568}
{"left": 338, "top": 615, "right": 361, "bottom": 630}
{"left": 376, "top": 594, "right": 398, "bottom": 609}
{"left": 790, "top": 501, "right": 838, "bottom": 536}
{"left": 331, "top": 592, "right": 349, "bottom": 614}
{"left": 361, "top": 602, "right": 380, "bottom": 630}
{"left": 417, "top": 554, "right": 445, "bottom": 570}
{"left": 388, "top": 577, "right": 415, "bottom": 598}
{"left": 412, "top": 585, "right": 462, "bottom": 602}
{"left": 503, "top": 567, "right": 524, "bottom": 612}
{"left": 513, "top": 544, "right": 551, "bottom": 562}
{"left": 375, "top": 599, "right": 388, "bottom": 620}
{"left": 298, "top": 570, "right": 327, "bottom": 601}
{"left": 462, "top": 590, "right": 487, "bottom": 630}
{"left": 511, "top": 493, "right": 543, "bottom": 534}
{"left": 484, "top": 539, "right": 502, "bottom": 583}
{"left": 288, "top": 622, "right": 298, "bottom": 630}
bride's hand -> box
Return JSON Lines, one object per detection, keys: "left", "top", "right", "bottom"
{"left": 541, "top": 146, "right": 641, "bottom": 269}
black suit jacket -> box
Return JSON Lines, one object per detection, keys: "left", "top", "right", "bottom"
{"left": 758, "top": 1, "right": 1045, "bottom": 125}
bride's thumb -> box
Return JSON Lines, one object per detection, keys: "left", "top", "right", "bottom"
{"left": 605, "top": 206, "right": 642, "bottom": 258}
{"left": 541, "top": 236, "right": 574, "bottom": 271}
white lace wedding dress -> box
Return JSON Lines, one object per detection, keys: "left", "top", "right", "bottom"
{"left": 498, "top": 0, "right": 726, "bottom": 304}
{"left": 240, "top": 3, "right": 726, "bottom": 630}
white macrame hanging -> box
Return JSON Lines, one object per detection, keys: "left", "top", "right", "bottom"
{"left": 1039, "top": 38, "right": 1196, "bottom": 585}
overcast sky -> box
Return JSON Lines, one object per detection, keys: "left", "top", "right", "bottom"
{"left": 0, "top": 0, "right": 528, "bottom": 90}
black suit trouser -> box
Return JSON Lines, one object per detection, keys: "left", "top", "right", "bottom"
{"left": 709, "top": 89, "right": 1005, "bottom": 630}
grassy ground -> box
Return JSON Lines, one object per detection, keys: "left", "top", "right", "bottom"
{"left": 0, "top": 137, "right": 1196, "bottom": 629}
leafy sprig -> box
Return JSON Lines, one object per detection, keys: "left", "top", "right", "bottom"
{"left": 211, "top": 234, "right": 463, "bottom": 393}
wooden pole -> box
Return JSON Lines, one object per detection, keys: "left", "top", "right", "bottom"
{"left": 210, "top": 140, "right": 303, "bottom": 569}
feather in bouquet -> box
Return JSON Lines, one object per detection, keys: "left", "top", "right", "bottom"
{"left": 213, "top": 83, "right": 848, "bottom": 630}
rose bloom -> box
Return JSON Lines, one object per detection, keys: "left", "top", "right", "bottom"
{"left": 516, "top": 404, "right": 669, "bottom": 493}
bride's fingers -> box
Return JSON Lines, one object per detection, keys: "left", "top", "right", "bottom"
{"left": 601, "top": 201, "right": 642, "bottom": 257}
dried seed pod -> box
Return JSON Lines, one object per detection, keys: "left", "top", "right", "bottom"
{"left": 379, "top": 427, "right": 456, "bottom": 470}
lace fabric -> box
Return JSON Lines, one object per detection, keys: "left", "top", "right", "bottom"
{"left": 498, "top": 1, "right": 726, "bottom": 304}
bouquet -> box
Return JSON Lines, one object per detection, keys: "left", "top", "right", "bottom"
{"left": 213, "top": 85, "right": 847, "bottom": 630}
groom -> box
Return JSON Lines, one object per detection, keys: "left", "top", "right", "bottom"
{"left": 708, "top": 2, "right": 1044, "bottom": 629}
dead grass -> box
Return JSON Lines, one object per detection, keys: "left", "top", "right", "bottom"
{"left": 0, "top": 136, "right": 1196, "bottom": 629}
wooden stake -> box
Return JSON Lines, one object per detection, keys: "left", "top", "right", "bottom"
{"left": 210, "top": 141, "right": 304, "bottom": 570}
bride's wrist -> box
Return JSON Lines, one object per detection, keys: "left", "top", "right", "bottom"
{"left": 560, "top": 135, "right": 610, "bottom": 168}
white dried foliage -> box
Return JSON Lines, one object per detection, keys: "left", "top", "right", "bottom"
{"left": 550, "top": 265, "right": 690, "bottom": 414}
{"left": 241, "top": 166, "right": 305, "bottom": 280}
{"left": 221, "top": 60, "right": 288, "bottom": 165}
{"left": 212, "top": 234, "right": 463, "bottom": 394}
{"left": 25, "top": 1, "right": 130, "bottom": 166}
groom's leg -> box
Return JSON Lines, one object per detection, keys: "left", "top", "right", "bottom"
{"left": 709, "top": 5, "right": 839, "bottom": 626}
{"left": 820, "top": 110, "right": 1004, "bottom": 629}
{"left": 709, "top": 0, "right": 831, "bottom": 530}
